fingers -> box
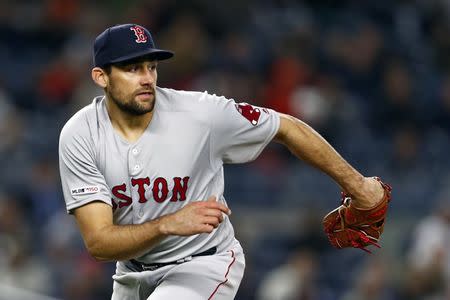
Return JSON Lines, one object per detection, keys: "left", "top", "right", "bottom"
{"left": 198, "top": 197, "right": 229, "bottom": 230}
{"left": 202, "top": 196, "right": 231, "bottom": 215}
{"left": 202, "top": 216, "right": 221, "bottom": 228}
{"left": 161, "top": 210, "right": 218, "bottom": 236}
{"left": 198, "top": 224, "right": 215, "bottom": 233}
{"left": 164, "top": 196, "right": 231, "bottom": 236}
{"left": 202, "top": 208, "right": 224, "bottom": 220}
{"left": 196, "top": 208, "right": 224, "bottom": 227}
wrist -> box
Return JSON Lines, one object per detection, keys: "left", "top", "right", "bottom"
{"left": 340, "top": 174, "right": 365, "bottom": 196}
{"left": 155, "top": 215, "right": 171, "bottom": 236}
{"left": 351, "top": 177, "right": 385, "bottom": 209}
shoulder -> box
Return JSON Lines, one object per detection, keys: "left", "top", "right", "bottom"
{"left": 156, "top": 87, "right": 236, "bottom": 112}
{"left": 59, "top": 96, "right": 103, "bottom": 148}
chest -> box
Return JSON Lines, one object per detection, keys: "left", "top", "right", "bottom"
{"left": 97, "top": 112, "right": 212, "bottom": 212}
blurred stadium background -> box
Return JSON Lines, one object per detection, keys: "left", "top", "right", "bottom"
{"left": 1, "top": 0, "right": 450, "bottom": 299}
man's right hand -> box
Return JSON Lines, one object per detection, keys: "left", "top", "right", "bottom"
{"left": 158, "top": 196, "right": 231, "bottom": 236}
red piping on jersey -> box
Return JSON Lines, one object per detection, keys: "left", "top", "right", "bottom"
{"left": 208, "top": 250, "right": 236, "bottom": 300}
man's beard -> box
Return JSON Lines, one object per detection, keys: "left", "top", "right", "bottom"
{"left": 106, "top": 84, "right": 155, "bottom": 116}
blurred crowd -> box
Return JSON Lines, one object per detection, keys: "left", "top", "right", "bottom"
{"left": 1, "top": 0, "right": 450, "bottom": 299}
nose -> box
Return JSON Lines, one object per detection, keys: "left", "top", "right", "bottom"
{"left": 139, "top": 68, "right": 155, "bottom": 86}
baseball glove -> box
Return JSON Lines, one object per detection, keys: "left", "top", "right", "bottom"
{"left": 322, "top": 177, "right": 392, "bottom": 253}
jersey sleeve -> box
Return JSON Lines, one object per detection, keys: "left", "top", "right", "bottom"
{"left": 208, "top": 94, "right": 280, "bottom": 164}
{"left": 58, "top": 117, "right": 112, "bottom": 214}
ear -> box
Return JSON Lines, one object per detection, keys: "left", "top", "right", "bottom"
{"left": 91, "top": 67, "right": 108, "bottom": 88}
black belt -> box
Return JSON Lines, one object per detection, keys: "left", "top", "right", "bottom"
{"left": 128, "top": 246, "right": 217, "bottom": 272}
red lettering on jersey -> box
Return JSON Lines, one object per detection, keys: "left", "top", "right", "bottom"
{"left": 112, "top": 183, "right": 132, "bottom": 208}
{"left": 170, "top": 176, "right": 190, "bottom": 201}
{"left": 152, "top": 177, "right": 169, "bottom": 203}
{"left": 235, "top": 103, "right": 261, "bottom": 126}
{"left": 131, "top": 177, "right": 150, "bottom": 203}
{"left": 130, "top": 26, "right": 148, "bottom": 43}
{"left": 112, "top": 176, "right": 190, "bottom": 208}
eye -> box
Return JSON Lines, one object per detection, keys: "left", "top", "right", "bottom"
{"left": 128, "top": 65, "right": 139, "bottom": 72}
{"left": 149, "top": 64, "right": 157, "bottom": 71}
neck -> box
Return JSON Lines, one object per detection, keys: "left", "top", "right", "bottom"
{"left": 105, "top": 98, "right": 154, "bottom": 143}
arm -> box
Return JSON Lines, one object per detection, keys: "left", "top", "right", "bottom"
{"left": 73, "top": 196, "right": 230, "bottom": 262}
{"left": 273, "top": 113, "right": 384, "bottom": 208}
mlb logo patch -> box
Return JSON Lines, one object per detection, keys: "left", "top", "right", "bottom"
{"left": 71, "top": 186, "right": 99, "bottom": 196}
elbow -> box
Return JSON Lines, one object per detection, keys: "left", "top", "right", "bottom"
{"left": 86, "top": 243, "right": 111, "bottom": 262}
{"left": 88, "top": 248, "right": 111, "bottom": 262}
{"left": 91, "top": 255, "right": 112, "bottom": 262}
{"left": 87, "top": 249, "right": 115, "bottom": 262}
{"left": 84, "top": 235, "right": 115, "bottom": 262}
{"left": 84, "top": 235, "right": 133, "bottom": 262}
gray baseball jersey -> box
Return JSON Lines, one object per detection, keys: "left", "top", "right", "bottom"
{"left": 58, "top": 87, "right": 280, "bottom": 264}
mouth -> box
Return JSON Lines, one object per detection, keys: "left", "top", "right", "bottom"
{"left": 136, "top": 90, "right": 154, "bottom": 96}
{"left": 135, "top": 90, "right": 154, "bottom": 100}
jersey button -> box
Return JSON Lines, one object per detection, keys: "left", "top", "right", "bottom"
{"left": 132, "top": 148, "right": 139, "bottom": 155}
{"left": 134, "top": 165, "right": 140, "bottom": 171}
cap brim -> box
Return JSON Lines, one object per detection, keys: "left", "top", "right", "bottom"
{"left": 109, "top": 48, "right": 174, "bottom": 65}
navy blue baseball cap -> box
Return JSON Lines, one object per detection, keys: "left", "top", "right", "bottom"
{"left": 93, "top": 24, "right": 174, "bottom": 67}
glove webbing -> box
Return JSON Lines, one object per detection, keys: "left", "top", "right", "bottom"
{"left": 338, "top": 206, "right": 382, "bottom": 253}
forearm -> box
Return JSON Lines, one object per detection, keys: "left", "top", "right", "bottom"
{"left": 84, "top": 217, "right": 167, "bottom": 262}
{"left": 274, "top": 114, "right": 377, "bottom": 204}
{"left": 75, "top": 198, "right": 230, "bottom": 262}
{"left": 275, "top": 114, "right": 363, "bottom": 190}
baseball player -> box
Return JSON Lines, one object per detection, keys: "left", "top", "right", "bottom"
{"left": 58, "top": 24, "right": 390, "bottom": 300}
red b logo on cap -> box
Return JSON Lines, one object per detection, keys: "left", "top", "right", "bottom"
{"left": 130, "top": 26, "right": 147, "bottom": 43}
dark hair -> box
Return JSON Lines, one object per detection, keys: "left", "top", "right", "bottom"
{"left": 102, "top": 65, "right": 112, "bottom": 75}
